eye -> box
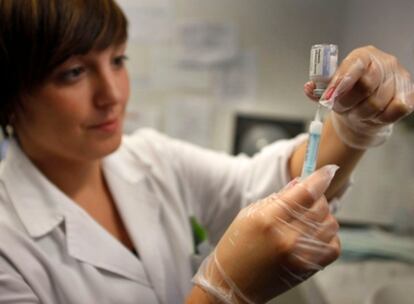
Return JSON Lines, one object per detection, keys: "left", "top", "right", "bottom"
{"left": 59, "top": 66, "right": 86, "bottom": 83}
{"left": 112, "top": 55, "right": 128, "bottom": 69}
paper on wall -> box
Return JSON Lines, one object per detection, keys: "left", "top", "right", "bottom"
{"left": 151, "top": 48, "right": 212, "bottom": 90}
{"left": 164, "top": 97, "right": 213, "bottom": 147}
{"left": 116, "top": 0, "right": 175, "bottom": 44}
{"left": 214, "top": 50, "right": 257, "bottom": 104}
{"left": 176, "top": 20, "right": 239, "bottom": 67}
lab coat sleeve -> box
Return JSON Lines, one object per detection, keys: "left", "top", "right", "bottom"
{"left": 127, "top": 129, "right": 309, "bottom": 244}
{"left": 0, "top": 267, "right": 40, "bottom": 303}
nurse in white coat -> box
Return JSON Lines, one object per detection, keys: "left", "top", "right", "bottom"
{"left": 0, "top": 1, "right": 413, "bottom": 303}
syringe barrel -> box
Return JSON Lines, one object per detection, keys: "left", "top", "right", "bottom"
{"left": 301, "top": 120, "right": 323, "bottom": 179}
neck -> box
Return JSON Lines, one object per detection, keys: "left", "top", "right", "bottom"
{"left": 18, "top": 143, "right": 105, "bottom": 200}
{"left": 36, "top": 157, "right": 104, "bottom": 199}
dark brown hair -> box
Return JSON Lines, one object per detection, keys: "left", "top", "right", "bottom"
{"left": 0, "top": 0, "right": 128, "bottom": 136}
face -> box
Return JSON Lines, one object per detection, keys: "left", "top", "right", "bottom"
{"left": 14, "top": 44, "right": 130, "bottom": 164}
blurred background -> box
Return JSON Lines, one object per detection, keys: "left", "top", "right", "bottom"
{"left": 117, "top": 0, "right": 414, "bottom": 303}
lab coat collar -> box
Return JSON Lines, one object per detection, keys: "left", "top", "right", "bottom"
{"left": 0, "top": 139, "right": 66, "bottom": 238}
{"left": 0, "top": 140, "right": 150, "bottom": 285}
{"left": 63, "top": 197, "right": 151, "bottom": 286}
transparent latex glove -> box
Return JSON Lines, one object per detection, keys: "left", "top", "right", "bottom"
{"left": 304, "top": 46, "right": 414, "bottom": 150}
{"left": 192, "top": 165, "right": 341, "bottom": 304}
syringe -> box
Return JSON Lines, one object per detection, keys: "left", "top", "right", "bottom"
{"left": 300, "top": 104, "right": 323, "bottom": 179}
{"left": 300, "top": 44, "right": 338, "bottom": 179}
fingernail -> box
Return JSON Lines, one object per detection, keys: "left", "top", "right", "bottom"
{"left": 318, "top": 75, "right": 337, "bottom": 107}
{"left": 321, "top": 164, "right": 340, "bottom": 183}
{"left": 325, "top": 86, "right": 336, "bottom": 99}
{"left": 304, "top": 81, "right": 313, "bottom": 88}
{"left": 319, "top": 87, "right": 336, "bottom": 109}
{"left": 301, "top": 165, "right": 340, "bottom": 200}
{"left": 305, "top": 81, "right": 315, "bottom": 92}
{"left": 332, "top": 76, "right": 351, "bottom": 98}
{"left": 322, "top": 76, "right": 355, "bottom": 111}
{"left": 284, "top": 178, "right": 300, "bottom": 190}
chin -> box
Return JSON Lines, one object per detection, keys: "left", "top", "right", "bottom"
{"left": 107, "top": 135, "right": 123, "bottom": 154}
{"left": 102, "top": 133, "right": 123, "bottom": 155}
{"left": 86, "top": 132, "right": 123, "bottom": 160}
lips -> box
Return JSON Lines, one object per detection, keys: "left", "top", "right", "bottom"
{"left": 89, "top": 118, "right": 119, "bottom": 132}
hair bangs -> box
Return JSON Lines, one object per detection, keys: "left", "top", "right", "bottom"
{"left": 48, "top": 0, "right": 128, "bottom": 70}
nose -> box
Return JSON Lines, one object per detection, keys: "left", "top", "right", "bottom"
{"left": 94, "top": 67, "right": 127, "bottom": 109}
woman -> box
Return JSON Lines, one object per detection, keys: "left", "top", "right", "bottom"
{"left": 0, "top": 0, "right": 412, "bottom": 303}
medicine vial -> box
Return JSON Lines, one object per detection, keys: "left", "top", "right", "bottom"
{"left": 309, "top": 44, "right": 338, "bottom": 98}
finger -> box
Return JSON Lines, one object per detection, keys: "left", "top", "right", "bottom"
{"left": 288, "top": 250, "right": 325, "bottom": 272}
{"left": 320, "top": 53, "right": 370, "bottom": 109}
{"left": 346, "top": 76, "right": 395, "bottom": 121}
{"left": 299, "top": 165, "right": 339, "bottom": 201}
{"left": 261, "top": 196, "right": 326, "bottom": 238}
{"left": 288, "top": 231, "right": 340, "bottom": 271}
{"left": 312, "top": 213, "right": 340, "bottom": 242}
{"left": 302, "top": 195, "right": 330, "bottom": 225}
{"left": 291, "top": 213, "right": 339, "bottom": 249}
{"left": 278, "top": 165, "right": 339, "bottom": 210}
{"left": 373, "top": 96, "right": 413, "bottom": 124}
{"left": 314, "top": 236, "right": 341, "bottom": 267}
{"left": 331, "top": 57, "right": 383, "bottom": 113}
{"left": 293, "top": 233, "right": 341, "bottom": 269}
{"left": 304, "top": 81, "right": 319, "bottom": 101}
{"left": 285, "top": 203, "right": 333, "bottom": 243}
{"left": 373, "top": 73, "right": 414, "bottom": 123}
{"left": 286, "top": 196, "right": 330, "bottom": 234}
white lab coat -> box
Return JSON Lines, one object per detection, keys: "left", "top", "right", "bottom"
{"left": 0, "top": 128, "right": 309, "bottom": 304}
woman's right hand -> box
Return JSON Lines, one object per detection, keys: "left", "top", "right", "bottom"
{"left": 191, "top": 165, "right": 341, "bottom": 304}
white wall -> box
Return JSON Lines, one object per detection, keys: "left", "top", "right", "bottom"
{"left": 340, "top": 0, "right": 414, "bottom": 74}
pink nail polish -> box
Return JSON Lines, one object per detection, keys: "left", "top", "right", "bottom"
{"left": 283, "top": 178, "right": 300, "bottom": 190}
{"left": 324, "top": 86, "right": 336, "bottom": 100}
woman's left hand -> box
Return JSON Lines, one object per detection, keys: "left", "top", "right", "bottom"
{"left": 304, "top": 45, "right": 414, "bottom": 149}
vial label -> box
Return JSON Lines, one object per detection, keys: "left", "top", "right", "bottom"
{"left": 309, "top": 45, "right": 338, "bottom": 78}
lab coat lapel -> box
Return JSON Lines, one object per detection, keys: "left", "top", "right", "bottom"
{"left": 63, "top": 204, "right": 150, "bottom": 286}
{"left": 104, "top": 156, "right": 173, "bottom": 303}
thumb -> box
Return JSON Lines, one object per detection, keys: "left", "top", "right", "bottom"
{"left": 280, "top": 165, "right": 339, "bottom": 208}
{"left": 301, "top": 164, "right": 340, "bottom": 199}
